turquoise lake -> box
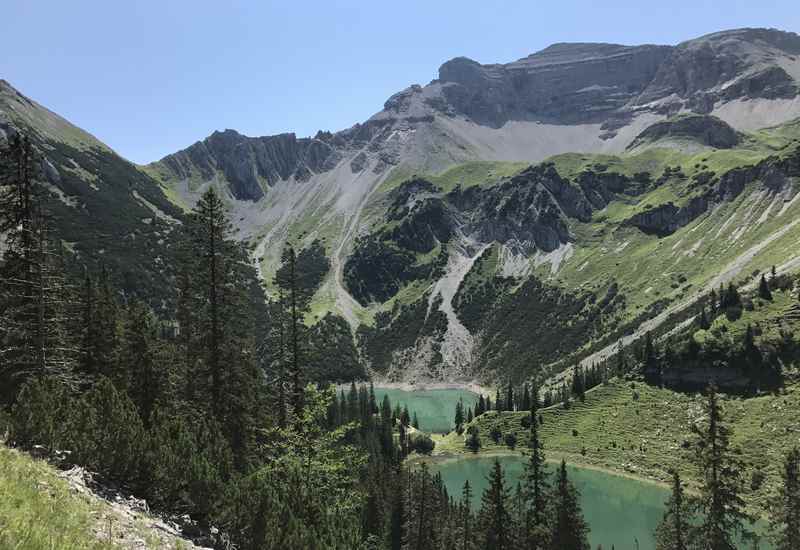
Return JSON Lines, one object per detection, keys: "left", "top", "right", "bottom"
{"left": 429, "top": 454, "right": 771, "bottom": 550}
{"left": 430, "top": 454, "right": 668, "bottom": 550}
{"left": 373, "top": 388, "right": 479, "bottom": 433}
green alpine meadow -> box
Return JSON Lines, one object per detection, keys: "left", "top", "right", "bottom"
{"left": 2, "top": 4, "right": 800, "bottom": 548}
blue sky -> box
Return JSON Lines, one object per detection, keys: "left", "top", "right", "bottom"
{"left": 3, "top": 1, "right": 798, "bottom": 164}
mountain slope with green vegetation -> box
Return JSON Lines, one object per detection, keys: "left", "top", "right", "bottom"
{"left": 351, "top": 116, "right": 800, "bottom": 382}
{"left": 0, "top": 80, "right": 186, "bottom": 313}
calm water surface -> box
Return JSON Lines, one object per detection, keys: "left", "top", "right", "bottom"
{"left": 430, "top": 454, "right": 668, "bottom": 550}
{"left": 374, "top": 388, "right": 479, "bottom": 433}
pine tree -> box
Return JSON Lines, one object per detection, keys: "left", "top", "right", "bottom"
{"left": 0, "top": 140, "right": 78, "bottom": 402}
{"left": 460, "top": 480, "right": 475, "bottom": 550}
{"left": 477, "top": 459, "right": 513, "bottom": 550}
{"left": 698, "top": 306, "right": 710, "bottom": 330}
{"left": 549, "top": 460, "right": 590, "bottom": 550}
{"left": 79, "top": 272, "right": 97, "bottom": 376}
{"left": 772, "top": 447, "right": 800, "bottom": 550}
{"left": 521, "top": 383, "right": 531, "bottom": 412}
{"left": 693, "top": 384, "right": 750, "bottom": 550}
{"left": 642, "top": 331, "right": 661, "bottom": 384}
{"left": 466, "top": 407, "right": 473, "bottom": 424}
{"left": 369, "top": 381, "right": 377, "bottom": 414}
{"left": 381, "top": 394, "right": 393, "bottom": 424}
{"left": 476, "top": 394, "right": 486, "bottom": 416}
{"left": 276, "top": 245, "right": 305, "bottom": 420}
{"left": 182, "top": 188, "right": 262, "bottom": 470}
{"left": 572, "top": 365, "right": 586, "bottom": 401}
{"left": 521, "top": 389, "right": 549, "bottom": 549}
{"left": 403, "top": 463, "right": 438, "bottom": 550}
{"left": 615, "top": 342, "right": 626, "bottom": 378}
{"left": 505, "top": 382, "right": 514, "bottom": 412}
{"left": 455, "top": 399, "right": 465, "bottom": 433}
{"left": 412, "top": 412, "right": 420, "bottom": 430}
{"left": 758, "top": 274, "right": 772, "bottom": 300}
{"left": 94, "top": 266, "right": 121, "bottom": 385}
{"left": 123, "top": 301, "right": 161, "bottom": 428}
{"left": 401, "top": 405, "right": 410, "bottom": 427}
{"left": 655, "top": 471, "right": 691, "bottom": 550}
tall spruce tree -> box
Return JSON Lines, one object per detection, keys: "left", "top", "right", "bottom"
{"left": 478, "top": 459, "right": 513, "bottom": 550}
{"left": 693, "top": 384, "right": 750, "bottom": 550}
{"left": 655, "top": 471, "right": 691, "bottom": 550}
{"left": 521, "top": 390, "right": 549, "bottom": 548}
{"left": 460, "top": 480, "right": 475, "bottom": 550}
{"left": 94, "top": 266, "right": 121, "bottom": 385}
{"left": 122, "top": 301, "right": 161, "bottom": 429}
{"left": 455, "top": 399, "right": 465, "bottom": 433}
{"left": 275, "top": 245, "right": 307, "bottom": 420}
{"left": 549, "top": 460, "right": 590, "bottom": 550}
{"left": 758, "top": 274, "right": 772, "bottom": 301}
{"left": 521, "top": 383, "right": 531, "bottom": 412}
{"left": 182, "top": 188, "right": 261, "bottom": 470}
{"left": 772, "top": 447, "right": 800, "bottom": 550}
{"left": 0, "top": 134, "right": 77, "bottom": 402}
{"left": 403, "top": 463, "right": 438, "bottom": 550}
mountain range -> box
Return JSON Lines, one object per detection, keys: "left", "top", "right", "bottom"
{"left": 3, "top": 27, "right": 800, "bottom": 384}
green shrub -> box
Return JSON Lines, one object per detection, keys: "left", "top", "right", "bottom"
{"left": 10, "top": 376, "right": 72, "bottom": 453}
{"left": 67, "top": 376, "right": 144, "bottom": 482}
{"left": 220, "top": 463, "right": 363, "bottom": 550}
{"left": 408, "top": 434, "right": 435, "bottom": 455}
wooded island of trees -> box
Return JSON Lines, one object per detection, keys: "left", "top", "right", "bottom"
{"left": 1, "top": 133, "right": 798, "bottom": 549}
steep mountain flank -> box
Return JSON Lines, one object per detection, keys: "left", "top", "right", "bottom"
{"left": 0, "top": 80, "right": 184, "bottom": 312}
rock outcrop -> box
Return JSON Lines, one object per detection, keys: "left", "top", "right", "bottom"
{"left": 637, "top": 28, "right": 800, "bottom": 109}
{"left": 159, "top": 129, "right": 343, "bottom": 200}
{"left": 437, "top": 43, "right": 672, "bottom": 126}
{"left": 627, "top": 114, "right": 741, "bottom": 150}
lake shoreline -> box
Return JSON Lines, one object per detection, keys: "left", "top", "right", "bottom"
{"left": 410, "top": 448, "right": 674, "bottom": 491}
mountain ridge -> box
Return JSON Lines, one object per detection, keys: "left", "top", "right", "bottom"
{"left": 4, "top": 27, "right": 800, "bottom": 385}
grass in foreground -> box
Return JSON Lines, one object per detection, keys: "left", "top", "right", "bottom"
{"left": 0, "top": 445, "right": 116, "bottom": 549}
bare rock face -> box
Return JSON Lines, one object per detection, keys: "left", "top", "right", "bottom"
{"left": 160, "top": 129, "right": 342, "bottom": 201}
{"left": 437, "top": 43, "right": 673, "bottom": 126}
{"left": 637, "top": 28, "right": 800, "bottom": 108}
{"left": 627, "top": 114, "right": 741, "bottom": 150}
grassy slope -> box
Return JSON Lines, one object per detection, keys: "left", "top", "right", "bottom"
{"left": 0, "top": 445, "right": 192, "bottom": 550}
{"left": 433, "top": 379, "right": 799, "bottom": 514}
{"left": 0, "top": 445, "right": 116, "bottom": 549}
